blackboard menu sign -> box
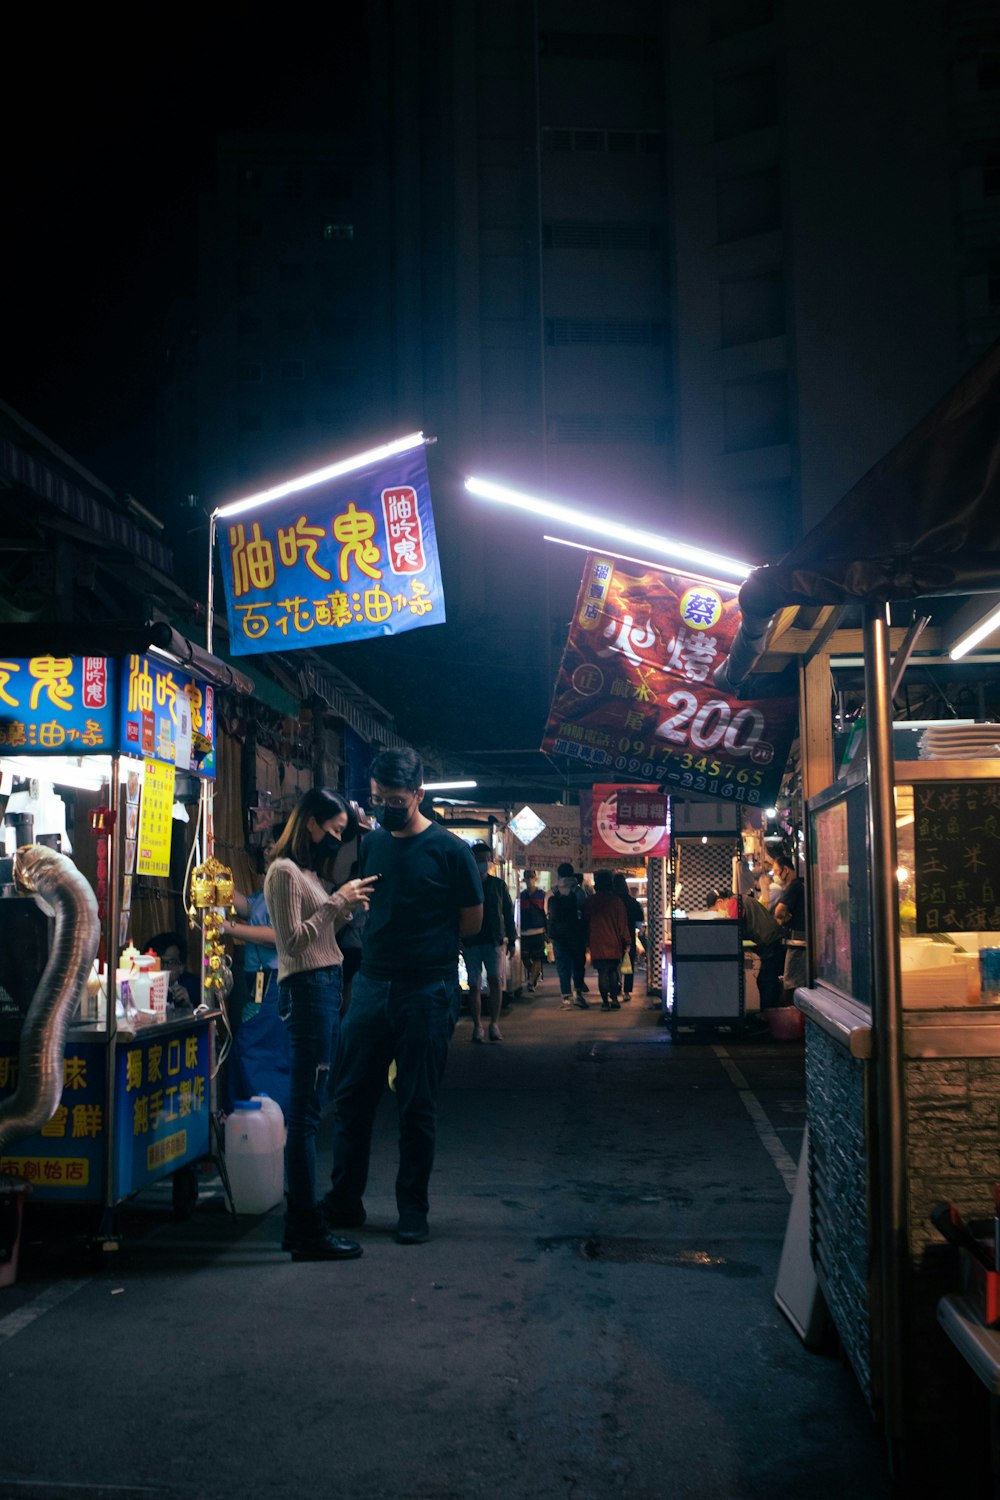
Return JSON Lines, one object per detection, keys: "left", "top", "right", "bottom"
{"left": 914, "top": 781, "right": 1000, "bottom": 932}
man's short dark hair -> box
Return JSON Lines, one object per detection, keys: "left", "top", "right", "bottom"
{"left": 556, "top": 862, "right": 574, "bottom": 877}
{"left": 594, "top": 870, "right": 613, "bottom": 893}
{"left": 369, "top": 747, "right": 423, "bottom": 791}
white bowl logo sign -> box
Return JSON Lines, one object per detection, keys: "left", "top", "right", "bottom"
{"left": 595, "top": 791, "right": 666, "bottom": 858}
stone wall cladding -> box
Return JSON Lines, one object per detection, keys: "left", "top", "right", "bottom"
{"left": 906, "top": 1054, "right": 1000, "bottom": 1262}
{"left": 806, "top": 1019, "right": 873, "bottom": 1404}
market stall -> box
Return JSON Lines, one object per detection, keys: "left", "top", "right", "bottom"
{"left": 716, "top": 336, "right": 1000, "bottom": 1485}
{"left": 0, "top": 646, "right": 234, "bottom": 1237}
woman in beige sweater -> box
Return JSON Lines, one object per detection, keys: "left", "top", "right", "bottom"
{"left": 264, "top": 789, "right": 377, "bottom": 1261}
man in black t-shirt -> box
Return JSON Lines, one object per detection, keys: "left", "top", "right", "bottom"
{"left": 324, "top": 748, "right": 483, "bottom": 1245}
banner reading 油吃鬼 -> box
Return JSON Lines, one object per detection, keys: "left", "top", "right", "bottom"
{"left": 219, "top": 444, "right": 445, "bottom": 655}
{"left": 541, "top": 555, "right": 797, "bottom": 810}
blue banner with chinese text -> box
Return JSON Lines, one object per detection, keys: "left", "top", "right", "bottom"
{"left": 219, "top": 444, "right": 446, "bottom": 656}
{"left": 0, "top": 657, "right": 116, "bottom": 754}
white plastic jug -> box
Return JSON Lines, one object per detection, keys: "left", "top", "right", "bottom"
{"left": 251, "top": 1094, "right": 286, "bottom": 1148}
{"left": 225, "top": 1101, "right": 284, "bottom": 1215}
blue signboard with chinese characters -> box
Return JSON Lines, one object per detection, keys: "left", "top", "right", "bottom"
{"left": 0, "top": 1020, "right": 212, "bottom": 1202}
{"left": 218, "top": 442, "right": 446, "bottom": 656}
{"left": 113, "top": 1022, "right": 211, "bottom": 1197}
{"left": 0, "top": 1040, "right": 109, "bottom": 1201}
{"left": 0, "top": 657, "right": 117, "bottom": 755}
{"left": 120, "top": 654, "right": 216, "bottom": 778}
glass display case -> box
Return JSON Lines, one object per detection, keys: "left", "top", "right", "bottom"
{"left": 807, "top": 777, "right": 872, "bottom": 1008}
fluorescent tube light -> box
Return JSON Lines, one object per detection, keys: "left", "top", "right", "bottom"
{"left": 543, "top": 534, "right": 737, "bottom": 589}
{"left": 423, "top": 780, "right": 478, "bottom": 791}
{"left": 215, "top": 432, "right": 427, "bottom": 520}
{"left": 949, "top": 602, "right": 1000, "bottom": 661}
{"left": 466, "top": 476, "right": 754, "bottom": 582}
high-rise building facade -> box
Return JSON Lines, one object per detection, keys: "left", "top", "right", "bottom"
{"left": 168, "top": 0, "right": 1000, "bottom": 749}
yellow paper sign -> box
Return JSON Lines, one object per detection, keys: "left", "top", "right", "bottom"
{"left": 137, "top": 760, "right": 175, "bottom": 877}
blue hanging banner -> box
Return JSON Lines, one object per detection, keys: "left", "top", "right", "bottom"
{"left": 218, "top": 443, "right": 446, "bottom": 657}
{"left": 0, "top": 657, "right": 117, "bottom": 754}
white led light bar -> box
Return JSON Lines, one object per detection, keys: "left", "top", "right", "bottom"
{"left": 215, "top": 432, "right": 428, "bottom": 520}
{"left": 465, "top": 476, "right": 754, "bottom": 582}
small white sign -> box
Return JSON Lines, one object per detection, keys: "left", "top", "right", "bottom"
{"left": 509, "top": 806, "right": 546, "bottom": 845}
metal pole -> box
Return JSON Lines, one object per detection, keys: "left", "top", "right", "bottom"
{"left": 863, "top": 603, "right": 908, "bottom": 1468}
{"left": 102, "top": 753, "right": 121, "bottom": 1227}
{"left": 206, "top": 513, "right": 217, "bottom": 657}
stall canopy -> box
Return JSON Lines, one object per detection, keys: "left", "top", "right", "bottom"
{"left": 718, "top": 337, "right": 1000, "bottom": 691}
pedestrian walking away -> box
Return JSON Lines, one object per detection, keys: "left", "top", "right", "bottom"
{"left": 264, "top": 789, "right": 377, "bottom": 1262}
{"left": 547, "top": 861, "right": 589, "bottom": 1009}
{"left": 517, "top": 869, "right": 547, "bottom": 991}
{"left": 612, "top": 872, "right": 645, "bottom": 1003}
{"left": 584, "top": 870, "right": 630, "bottom": 1009}
{"left": 324, "top": 748, "right": 483, "bottom": 1245}
{"left": 463, "top": 841, "right": 516, "bottom": 1043}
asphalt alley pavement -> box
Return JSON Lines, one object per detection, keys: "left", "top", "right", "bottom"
{"left": 0, "top": 979, "right": 891, "bottom": 1500}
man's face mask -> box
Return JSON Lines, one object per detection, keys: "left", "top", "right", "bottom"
{"left": 376, "top": 802, "right": 411, "bottom": 832}
{"left": 474, "top": 859, "right": 490, "bottom": 877}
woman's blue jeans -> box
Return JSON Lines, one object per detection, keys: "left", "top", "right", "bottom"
{"left": 278, "top": 965, "right": 342, "bottom": 1217}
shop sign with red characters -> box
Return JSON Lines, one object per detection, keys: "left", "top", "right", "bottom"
{"left": 541, "top": 554, "right": 797, "bottom": 808}
{"left": 592, "top": 784, "right": 670, "bottom": 860}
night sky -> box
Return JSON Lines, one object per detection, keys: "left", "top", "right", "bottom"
{"left": 4, "top": 5, "right": 365, "bottom": 501}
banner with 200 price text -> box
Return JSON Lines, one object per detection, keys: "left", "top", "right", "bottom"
{"left": 541, "top": 553, "right": 798, "bottom": 810}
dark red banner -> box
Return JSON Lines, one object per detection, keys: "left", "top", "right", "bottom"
{"left": 541, "top": 554, "right": 798, "bottom": 810}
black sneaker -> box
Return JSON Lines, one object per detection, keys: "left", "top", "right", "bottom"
{"left": 321, "top": 1195, "right": 367, "bottom": 1230}
{"left": 573, "top": 995, "right": 589, "bottom": 1010}
{"left": 601, "top": 1000, "right": 611, "bottom": 1012}
{"left": 610, "top": 998, "right": 621, "bottom": 1010}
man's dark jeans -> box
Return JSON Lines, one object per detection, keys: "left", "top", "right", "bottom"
{"left": 278, "top": 964, "right": 342, "bottom": 1217}
{"left": 327, "top": 972, "right": 460, "bottom": 1219}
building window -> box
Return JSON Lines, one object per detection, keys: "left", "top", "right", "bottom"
{"left": 545, "top": 317, "right": 665, "bottom": 346}
{"left": 713, "top": 65, "right": 778, "bottom": 140}
{"left": 238, "top": 312, "right": 263, "bottom": 340}
{"left": 723, "top": 372, "right": 789, "bottom": 451}
{"left": 239, "top": 362, "right": 264, "bottom": 384}
{"left": 708, "top": 0, "right": 775, "bottom": 42}
{"left": 978, "top": 51, "right": 1000, "bottom": 91}
{"left": 318, "top": 167, "right": 353, "bottom": 198}
{"left": 719, "top": 269, "right": 785, "bottom": 345}
{"left": 539, "top": 32, "right": 659, "bottom": 63}
{"left": 717, "top": 166, "right": 781, "bottom": 241}
{"left": 988, "top": 257, "right": 1000, "bottom": 310}
{"left": 542, "top": 127, "right": 662, "bottom": 155}
{"left": 322, "top": 222, "right": 354, "bottom": 241}
{"left": 543, "top": 221, "right": 661, "bottom": 251}
{"left": 238, "top": 264, "right": 262, "bottom": 296}
{"left": 315, "top": 362, "right": 352, "bottom": 390}
{"left": 280, "top": 359, "right": 305, "bottom": 380}
{"left": 546, "top": 413, "right": 669, "bottom": 444}
{"left": 316, "top": 311, "right": 356, "bottom": 339}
